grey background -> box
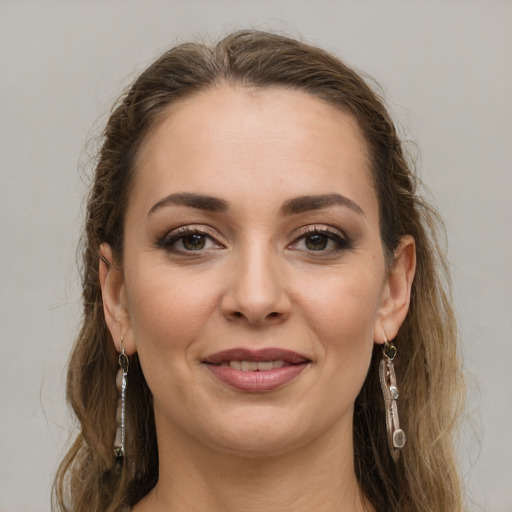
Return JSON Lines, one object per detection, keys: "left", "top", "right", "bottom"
{"left": 1, "top": 1, "right": 511, "bottom": 511}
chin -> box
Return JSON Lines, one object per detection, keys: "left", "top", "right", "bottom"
{"left": 195, "top": 406, "right": 334, "bottom": 459}
{"left": 210, "top": 428, "right": 305, "bottom": 458}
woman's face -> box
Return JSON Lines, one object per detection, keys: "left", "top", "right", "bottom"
{"left": 103, "top": 85, "right": 409, "bottom": 457}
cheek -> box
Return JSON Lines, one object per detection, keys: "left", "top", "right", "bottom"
{"left": 124, "top": 260, "right": 220, "bottom": 363}
{"left": 303, "top": 264, "right": 382, "bottom": 337}
{"left": 298, "top": 264, "right": 383, "bottom": 382}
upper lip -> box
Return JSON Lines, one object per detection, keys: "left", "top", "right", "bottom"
{"left": 203, "top": 348, "right": 310, "bottom": 365}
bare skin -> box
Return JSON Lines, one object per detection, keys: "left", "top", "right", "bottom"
{"left": 99, "top": 85, "right": 415, "bottom": 512}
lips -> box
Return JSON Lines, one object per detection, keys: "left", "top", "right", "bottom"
{"left": 204, "top": 348, "right": 308, "bottom": 365}
{"left": 203, "top": 348, "right": 310, "bottom": 392}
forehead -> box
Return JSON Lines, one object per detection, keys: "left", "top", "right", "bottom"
{"left": 139, "top": 84, "right": 369, "bottom": 161}
{"left": 131, "top": 85, "right": 377, "bottom": 219}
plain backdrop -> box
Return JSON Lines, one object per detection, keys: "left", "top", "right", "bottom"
{"left": 1, "top": 1, "right": 511, "bottom": 511}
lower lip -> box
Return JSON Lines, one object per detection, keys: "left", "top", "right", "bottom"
{"left": 205, "top": 363, "right": 309, "bottom": 392}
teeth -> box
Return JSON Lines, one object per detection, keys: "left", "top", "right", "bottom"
{"left": 230, "top": 361, "right": 242, "bottom": 370}
{"left": 241, "top": 361, "right": 258, "bottom": 371}
{"left": 228, "top": 360, "right": 286, "bottom": 371}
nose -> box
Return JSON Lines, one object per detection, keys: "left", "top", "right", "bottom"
{"left": 221, "top": 241, "right": 291, "bottom": 326}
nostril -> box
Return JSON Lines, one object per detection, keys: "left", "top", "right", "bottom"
{"left": 267, "top": 312, "right": 279, "bottom": 318}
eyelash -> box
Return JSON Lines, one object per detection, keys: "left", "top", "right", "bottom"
{"left": 155, "top": 225, "right": 222, "bottom": 254}
{"left": 289, "top": 225, "right": 353, "bottom": 254}
{"left": 155, "top": 225, "right": 353, "bottom": 256}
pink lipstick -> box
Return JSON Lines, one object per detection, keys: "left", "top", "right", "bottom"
{"left": 203, "top": 348, "right": 310, "bottom": 392}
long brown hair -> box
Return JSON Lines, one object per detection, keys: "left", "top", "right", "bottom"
{"left": 54, "top": 30, "right": 465, "bottom": 512}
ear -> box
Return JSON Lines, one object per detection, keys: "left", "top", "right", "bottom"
{"left": 99, "top": 243, "right": 136, "bottom": 355}
{"left": 374, "top": 235, "right": 416, "bottom": 344}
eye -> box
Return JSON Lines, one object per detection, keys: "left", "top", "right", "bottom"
{"left": 156, "top": 226, "right": 223, "bottom": 254}
{"left": 180, "top": 233, "right": 208, "bottom": 251}
{"left": 303, "top": 233, "right": 333, "bottom": 251}
{"left": 290, "top": 226, "right": 352, "bottom": 254}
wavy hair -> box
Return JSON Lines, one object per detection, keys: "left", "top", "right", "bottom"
{"left": 54, "top": 30, "right": 465, "bottom": 512}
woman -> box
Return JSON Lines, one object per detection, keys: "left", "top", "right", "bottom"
{"left": 54, "top": 30, "right": 465, "bottom": 511}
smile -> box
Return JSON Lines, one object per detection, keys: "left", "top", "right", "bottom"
{"left": 218, "top": 360, "right": 288, "bottom": 371}
{"left": 203, "top": 348, "right": 310, "bottom": 392}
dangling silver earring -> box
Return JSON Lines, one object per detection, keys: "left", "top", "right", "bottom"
{"left": 114, "top": 336, "right": 129, "bottom": 462}
{"left": 379, "top": 329, "right": 406, "bottom": 462}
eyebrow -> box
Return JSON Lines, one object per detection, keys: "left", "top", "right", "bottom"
{"left": 281, "top": 193, "right": 365, "bottom": 216}
{"left": 148, "top": 192, "right": 364, "bottom": 217}
{"left": 148, "top": 192, "right": 229, "bottom": 215}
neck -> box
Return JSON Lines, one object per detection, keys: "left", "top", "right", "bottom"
{"left": 136, "top": 418, "right": 373, "bottom": 512}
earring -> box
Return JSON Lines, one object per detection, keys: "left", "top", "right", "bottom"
{"left": 114, "top": 336, "right": 129, "bottom": 462}
{"left": 379, "top": 329, "right": 406, "bottom": 462}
